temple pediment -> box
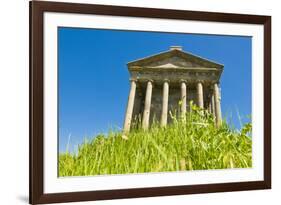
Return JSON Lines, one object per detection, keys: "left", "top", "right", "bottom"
{"left": 128, "top": 47, "right": 224, "bottom": 71}
{"left": 145, "top": 56, "right": 203, "bottom": 69}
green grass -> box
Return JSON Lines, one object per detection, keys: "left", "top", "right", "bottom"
{"left": 59, "top": 105, "right": 252, "bottom": 177}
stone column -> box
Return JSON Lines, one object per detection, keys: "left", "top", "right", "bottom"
{"left": 211, "top": 94, "right": 216, "bottom": 116}
{"left": 142, "top": 80, "right": 153, "bottom": 130}
{"left": 197, "top": 81, "right": 204, "bottom": 108}
{"left": 213, "top": 83, "right": 222, "bottom": 126}
{"left": 180, "top": 80, "right": 187, "bottom": 117}
{"left": 208, "top": 99, "right": 212, "bottom": 113}
{"left": 161, "top": 80, "right": 169, "bottom": 126}
{"left": 123, "top": 79, "right": 137, "bottom": 133}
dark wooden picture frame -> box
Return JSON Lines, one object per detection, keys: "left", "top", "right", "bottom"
{"left": 30, "top": 1, "right": 271, "bottom": 204}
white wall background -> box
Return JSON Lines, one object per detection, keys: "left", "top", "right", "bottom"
{"left": 0, "top": 0, "right": 279, "bottom": 204}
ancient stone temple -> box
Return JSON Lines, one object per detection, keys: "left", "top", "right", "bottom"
{"left": 123, "top": 46, "right": 223, "bottom": 133}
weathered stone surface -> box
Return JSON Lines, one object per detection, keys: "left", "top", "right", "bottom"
{"left": 123, "top": 80, "right": 136, "bottom": 133}
{"left": 180, "top": 81, "right": 187, "bottom": 116}
{"left": 214, "top": 83, "right": 222, "bottom": 126}
{"left": 142, "top": 81, "right": 153, "bottom": 129}
{"left": 197, "top": 82, "right": 204, "bottom": 108}
{"left": 161, "top": 81, "right": 169, "bottom": 126}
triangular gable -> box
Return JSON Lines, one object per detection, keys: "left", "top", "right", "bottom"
{"left": 127, "top": 49, "right": 224, "bottom": 70}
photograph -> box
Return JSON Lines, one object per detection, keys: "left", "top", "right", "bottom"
{"left": 58, "top": 27, "right": 252, "bottom": 177}
{"left": 29, "top": 1, "right": 271, "bottom": 203}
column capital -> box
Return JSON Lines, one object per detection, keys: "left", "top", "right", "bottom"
{"left": 144, "top": 79, "right": 154, "bottom": 83}
{"left": 163, "top": 78, "right": 170, "bottom": 83}
{"left": 129, "top": 78, "right": 137, "bottom": 82}
{"left": 179, "top": 79, "right": 187, "bottom": 83}
{"left": 196, "top": 80, "right": 204, "bottom": 84}
{"left": 212, "top": 81, "right": 220, "bottom": 85}
{"left": 202, "top": 80, "right": 213, "bottom": 87}
{"left": 212, "top": 82, "right": 221, "bottom": 89}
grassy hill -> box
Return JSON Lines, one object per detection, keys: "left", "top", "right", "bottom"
{"left": 59, "top": 105, "right": 252, "bottom": 177}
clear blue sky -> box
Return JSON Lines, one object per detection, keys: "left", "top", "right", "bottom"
{"left": 58, "top": 27, "right": 252, "bottom": 153}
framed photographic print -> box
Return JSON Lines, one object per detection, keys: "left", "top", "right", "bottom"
{"left": 29, "top": 0, "right": 271, "bottom": 204}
